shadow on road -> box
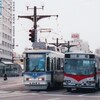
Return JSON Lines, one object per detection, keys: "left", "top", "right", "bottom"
{"left": 67, "top": 88, "right": 100, "bottom": 94}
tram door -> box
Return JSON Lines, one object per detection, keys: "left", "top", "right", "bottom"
{"left": 47, "top": 57, "right": 54, "bottom": 85}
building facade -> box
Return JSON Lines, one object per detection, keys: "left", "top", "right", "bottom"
{"left": 61, "top": 34, "right": 91, "bottom": 53}
{"left": 69, "top": 39, "right": 90, "bottom": 53}
{"left": 95, "top": 48, "right": 100, "bottom": 55}
{"left": 0, "top": 0, "right": 15, "bottom": 62}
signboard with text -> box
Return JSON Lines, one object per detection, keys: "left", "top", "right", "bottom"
{"left": 71, "top": 33, "right": 79, "bottom": 39}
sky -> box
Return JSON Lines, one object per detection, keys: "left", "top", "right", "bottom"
{"left": 15, "top": 0, "right": 100, "bottom": 54}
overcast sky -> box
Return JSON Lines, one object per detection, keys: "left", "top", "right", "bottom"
{"left": 15, "top": 0, "right": 100, "bottom": 54}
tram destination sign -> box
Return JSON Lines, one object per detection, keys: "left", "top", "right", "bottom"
{"left": 65, "top": 54, "right": 95, "bottom": 59}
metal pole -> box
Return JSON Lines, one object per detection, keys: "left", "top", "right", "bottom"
{"left": 67, "top": 41, "right": 70, "bottom": 52}
{"left": 56, "top": 38, "right": 58, "bottom": 47}
{"left": 34, "top": 6, "right": 37, "bottom": 42}
{"left": 34, "top": 6, "right": 37, "bottom": 29}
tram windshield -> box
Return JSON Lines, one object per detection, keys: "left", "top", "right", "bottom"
{"left": 25, "top": 53, "right": 46, "bottom": 72}
{"left": 64, "top": 59, "right": 95, "bottom": 75}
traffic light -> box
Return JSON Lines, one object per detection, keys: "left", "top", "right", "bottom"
{"left": 29, "top": 29, "right": 35, "bottom": 42}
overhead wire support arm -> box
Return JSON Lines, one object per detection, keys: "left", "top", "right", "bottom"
{"left": 18, "top": 15, "right": 58, "bottom": 22}
{"left": 18, "top": 15, "right": 34, "bottom": 21}
{"left": 36, "top": 15, "right": 58, "bottom": 21}
{"left": 18, "top": 5, "right": 58, "bottom": 22}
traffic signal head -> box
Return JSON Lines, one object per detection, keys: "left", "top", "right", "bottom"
{"left": 29, "top": 29, "right": 35, "bottom": 42}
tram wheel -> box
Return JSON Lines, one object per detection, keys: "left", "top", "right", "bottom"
{"left": 47, "top": 83, "right": 51, "bottom": 90}
{"left": 67, "top": 88, "right": 71, "bottom": 92}
{"left": 94, "top": 82, "right": 99, "bottom": 91}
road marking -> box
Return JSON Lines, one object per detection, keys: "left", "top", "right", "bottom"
{"left": 0, "top": 91, "right": 38, "bottom": 99}
{"left": 48, "top": 98, "right": 60, "bottom": 100}
{"left": 0, "top": 91, "right": 11, "bottom": 94}
{"left": 38, "top": 91, "right": 48, "bottom": 93}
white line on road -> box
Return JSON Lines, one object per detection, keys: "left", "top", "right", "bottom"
{"left": 47, "top": 98, "right": 60, "bottom": 100}
{"left": 0, "top": 91, "right": 10, "bottom": 94}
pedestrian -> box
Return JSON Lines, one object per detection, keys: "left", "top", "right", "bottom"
{"left": 4, "top": 73, "right": 7, "bottom": 81}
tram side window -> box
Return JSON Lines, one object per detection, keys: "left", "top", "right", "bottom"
{"left": 98, "top": 60, "right": 100, "bottom": 70}
{"left": 47, "top": 57, "right": 50, "bottom": 71}
{"left": 54, "top": 57, "right": 57, "bottom": 70}
{"left": 51, "top": 59, "right": 53, "bottom": 71}
{"left": 61, "top": 58, "right": 64, "bottom": 70}
{"left": 26, "top": 57, "right": 29, "bottom": 71}
{"left": 57, "top": 58, "right": 60, "bottom": 70}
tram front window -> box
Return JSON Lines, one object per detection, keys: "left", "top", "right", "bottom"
{"left": 26, "top": 54, "right": 46, "bottom": 72}
{"left": 64, "top": 59, "right": 95, "bottom": 75}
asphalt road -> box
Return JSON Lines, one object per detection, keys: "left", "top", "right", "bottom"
{"left": 0, "top": 89, "right": 100, "bottom": 100}
{"left": 0, "top": 76, "right": 100, "bottom": 100}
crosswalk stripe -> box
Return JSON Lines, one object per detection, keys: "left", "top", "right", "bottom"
{"left": 0, "top": 91, "right": 10, "bottom": 94}
{"left": 0, "top": 91, "right": 38, "bottom": 99}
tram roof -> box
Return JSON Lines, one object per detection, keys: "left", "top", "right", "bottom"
{"left": 2, "top": 61, "right": 13, "bottom": 65}
{"left": 64, "top": 51, "right": 95, "bottom": 55}
{"left": 0, "top": 62, "right": 6, "bottom": 66}
{"left": 24, "top": 49, "right": 64, "bottom": 55}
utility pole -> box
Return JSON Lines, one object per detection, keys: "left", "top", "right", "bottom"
{"left": 65, "top": 41, "right": 77, "bottom": 52}
{"left": 49, "top": 39, "right": 77, "bottom": 52}
{"left": 56, "top": 38, "right": 61, "bottom": 47}
{"left": 48, "top": 38, "right": 63, "bottom": 52}
{"left": 49, "top": 38, "right": 62, "bottom": 47}
{"left": 18, "top": 6, "right": 58, "bottom": 43}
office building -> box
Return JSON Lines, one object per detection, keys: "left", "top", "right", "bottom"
{"left": 0, "top": 0, "right": 15, "bottom": 62}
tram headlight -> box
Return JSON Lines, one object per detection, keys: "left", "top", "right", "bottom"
{"left": 26, "top": 78, "right": 32, "bottom": 81}
{"left": 38, "top": 77, "right": 44, "bottom": 81}
{"left": 87, "top": 80, "right": 96, "bottom": 84}
{"left": 66, "top": 80, "right": 71, "bottom": 83}
{"left": 64, "top": 80, "right": 71, "bottom": 84}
